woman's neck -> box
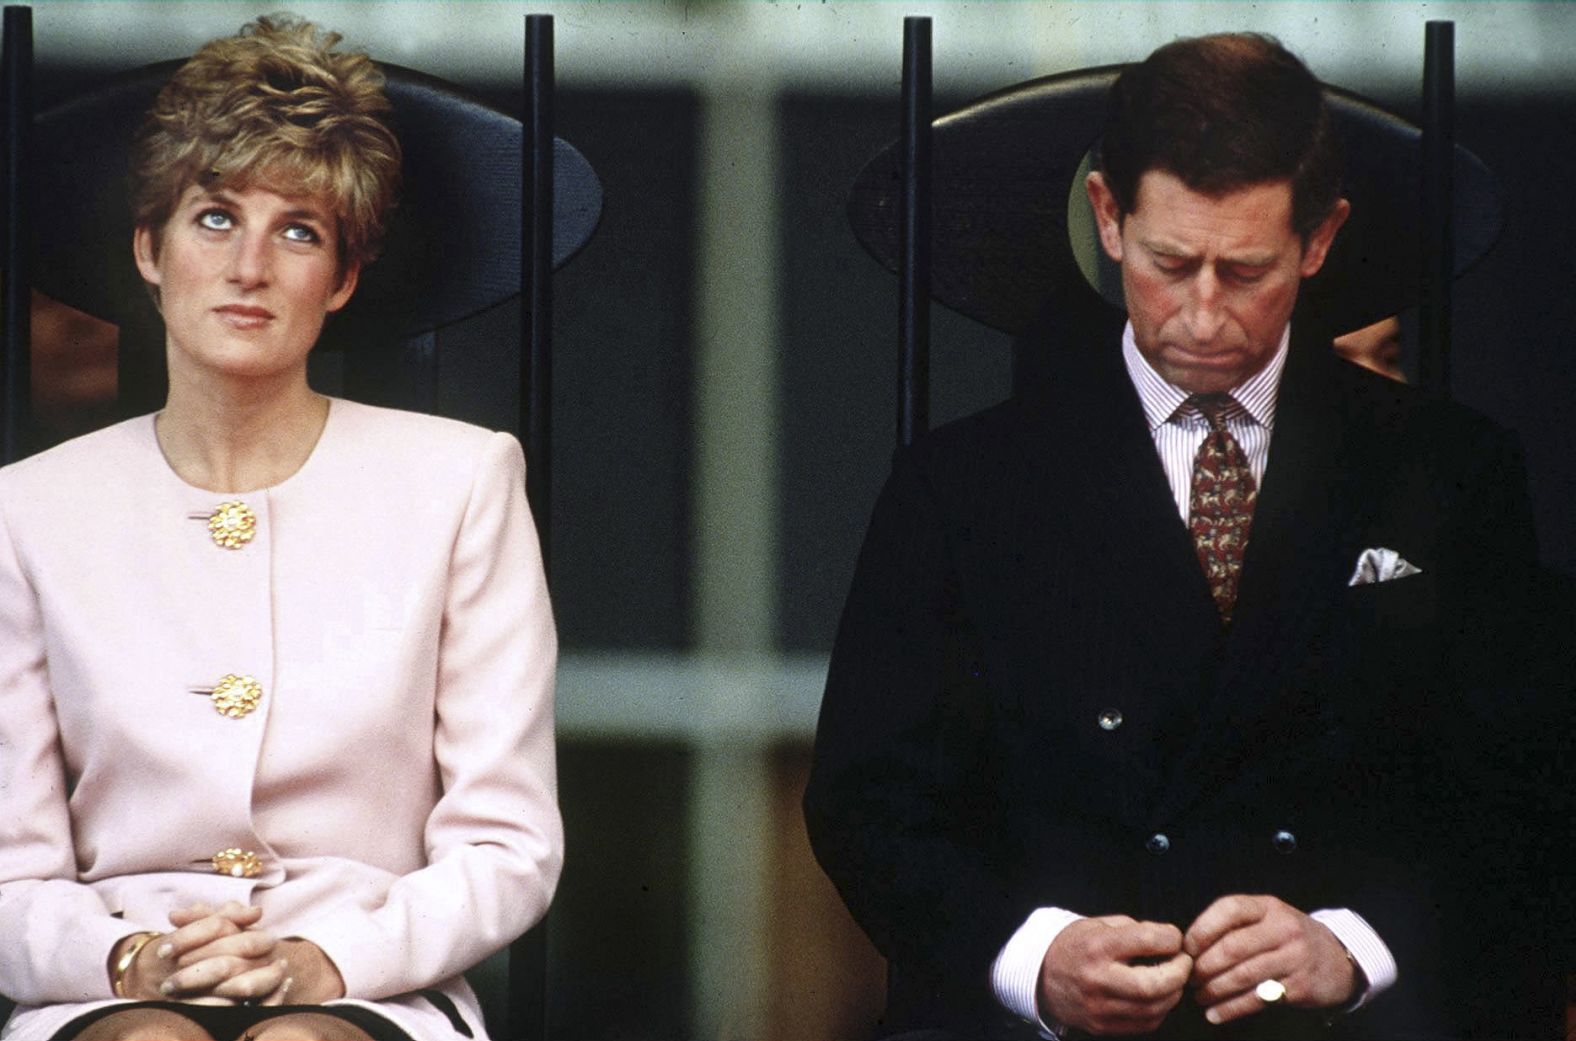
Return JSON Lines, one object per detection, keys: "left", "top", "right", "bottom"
{"left": 156, "top": 372, "right": 330, "bottom": 493}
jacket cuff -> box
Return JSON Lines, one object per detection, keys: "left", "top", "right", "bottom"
{"left": 288, "top": 905, "right": 410, "bottom": 1000}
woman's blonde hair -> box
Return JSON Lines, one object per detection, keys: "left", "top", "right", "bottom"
{"left": 130, "top": 14, "right": 401, "bottom": 272}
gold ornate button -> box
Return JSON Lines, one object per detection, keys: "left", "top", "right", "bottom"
{"left": 204, "top": 501, "right": 257, "bottom": 549}
{"left": 192, "top": 674, "right": 263, "bottom": 718}
{"left": 210, "top": 848, "right": 262, "bottom": 878}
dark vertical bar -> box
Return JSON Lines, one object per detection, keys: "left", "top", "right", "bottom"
{"left": 2, "top": 5, "right": 32, "bottom": 463}
{"left": 1419, "top": 20, "right": 1454, "bottom": 398}
{"left": 523, "top": 14, "right": 553, "bottom": 574}
{"left": 513, "top": 21, "right": 552, "bottom": 1041}
{"left": 897, "top": 16, "right": 931, "bottom": 448}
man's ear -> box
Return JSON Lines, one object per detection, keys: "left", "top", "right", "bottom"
{"left": 326, "top": 263, "right": 360, "bottom": 314}
{"left": 1085, "top": 171, "right": 1125, "bottom": 264}
{"left": 132, "top": 225, "right": 162, "bottom": 288}
{"left": 1299, "top": 198, "right": 1351, "bottom": 278}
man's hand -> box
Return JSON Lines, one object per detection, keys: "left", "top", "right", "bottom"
{"left": 1038, "top": 915, "right": 1192, "bottom": 1035}
{"left": 1183, "top": 895, "right": 1357, "bottom": 1025}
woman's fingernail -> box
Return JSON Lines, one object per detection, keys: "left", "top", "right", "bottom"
{"left": 156, "top": 943, "right": 173, "bottom": 959}
{"left": 159, "top": 980, "right": 175, "bottom": 995}
{"left": 1205, "top": 1009, "right": 1222, "bottom": 1025}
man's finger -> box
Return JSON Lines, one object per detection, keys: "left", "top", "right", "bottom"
{"left": 1183, "top": 895, "right": 1269, "bottom": 957}
{"left": 1193, "top": 948, "right": 1289, "bottom": 1006}
{"left": 1201, "top": 982, "right": 1278, "bottom": 1026}
{"left": 1189, "top": 918, "right": 1280, "bottom": 982}
{"left": 1107, "top": 950, "right": 1192, "bottom": 1002}
{"left": 1098, "top": 920, "right": 1185, "bottom": 962}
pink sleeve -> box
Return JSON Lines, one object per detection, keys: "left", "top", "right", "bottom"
{"left": 290, "top": 432, "right": 563, "bottom": 997}
{"left": 0, "top": 480, "right": 139, "bottom": 1003}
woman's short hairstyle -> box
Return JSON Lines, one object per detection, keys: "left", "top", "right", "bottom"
{"left": 1097, "top": 33, "right": 1342, "bottom": 241}
{"left": 130, "top": 14, "right": 401, "bottom": 273}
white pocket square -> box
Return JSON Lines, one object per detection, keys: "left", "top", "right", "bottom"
{"left": 1348, "top": 547, "right": 1423, "bottom": 586}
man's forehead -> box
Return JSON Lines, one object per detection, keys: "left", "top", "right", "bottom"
{"left": 1126, "top": 170, "right": 1300, "bottom": 252}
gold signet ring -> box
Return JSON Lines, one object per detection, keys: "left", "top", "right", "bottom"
{"left": 1255, "top": 979, "right": 1287, "bottom": 1003}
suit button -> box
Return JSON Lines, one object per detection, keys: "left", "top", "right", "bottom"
{"left": 1272, "top": 830, "right": 1298, "bottom": 854}
{"left": 1097, "top": 708, "right": 1123, "bottom": 731}
{"left": 210, "top": 848, "right": 262, "bottom": 878}
{"left": 1146, "top": 833, "right": 1170, "bottom": 854}
{"left": 191, "top": 674, "right": 264, "bottom": 718}
{"left": 197, "top": 501, "right": 257, "bottom": 549}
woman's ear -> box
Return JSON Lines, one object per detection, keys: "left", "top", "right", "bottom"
{"left": 327, "top": 263, "right": 360, "bottom": 314}
{"left": 132, "top": 225, "right": 162, "bottom": 288}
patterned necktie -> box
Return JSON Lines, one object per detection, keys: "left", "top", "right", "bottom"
{"left": 1187, "top": 394, "right": 1258, "bottom": 623}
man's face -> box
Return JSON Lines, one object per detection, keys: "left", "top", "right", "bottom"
{"left": 1087, "top": 169, "right": 1348, "bottom": 394}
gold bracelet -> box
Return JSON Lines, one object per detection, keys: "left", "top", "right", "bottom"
{"left": 110, "top": 931, "right": 161, "bottom": 998}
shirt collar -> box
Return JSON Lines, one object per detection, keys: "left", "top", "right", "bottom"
{"left": 1121, "top": 321, "right": 1289, "bottom": 432}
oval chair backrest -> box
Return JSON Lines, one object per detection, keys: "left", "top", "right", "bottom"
{"left": 29, "top": 61, "right": 602, "bottom": 414}
{"left": 847, "top": 66, "right": 1501, "bottom": 342}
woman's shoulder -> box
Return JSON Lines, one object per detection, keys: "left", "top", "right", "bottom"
{"left": 316, "top": 399, "right": 526, "bottom": 491}
{"left": 327, "top": 399, "right": 517, "bottom": 454}
{"left": 0, "top": 414, "right": 153, "bottom": 492}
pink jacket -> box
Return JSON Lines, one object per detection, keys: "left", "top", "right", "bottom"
{"left": 0, "top": 399, "right": 561, "bottom": 1038}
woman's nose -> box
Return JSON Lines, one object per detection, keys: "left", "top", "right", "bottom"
{"left": 227, "top": 231, "right": 271, "bottom": 288}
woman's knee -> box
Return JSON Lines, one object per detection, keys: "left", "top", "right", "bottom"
{"left": 69, "top": 1006, "right": 213, "bottom": 1040}
{"left": 243, "top": 1011, "right": 375, "bottom": 1041}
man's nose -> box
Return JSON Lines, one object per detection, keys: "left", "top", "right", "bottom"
{"left": 227, "top": 230, "right": 271, "bottom": 288}
{"left": 1185, "top": 269, "right": 1225, "bottom": 341}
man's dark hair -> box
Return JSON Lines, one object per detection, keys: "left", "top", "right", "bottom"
{"left": 1097, "top": 33, "right": 1342, "bottom": 239}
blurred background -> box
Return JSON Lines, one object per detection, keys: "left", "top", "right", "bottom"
{"left": 21, "top": 2, "right": 1576, "bottom": 1037}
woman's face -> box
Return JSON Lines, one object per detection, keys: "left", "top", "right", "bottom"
{"left": 134, "top": 183, "right": 359, "bottom": 386}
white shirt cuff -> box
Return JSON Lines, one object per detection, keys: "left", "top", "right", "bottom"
{"left": 1309, "top": 907, "right": 1397, "bottom": 1010}
{"left": 991, "top": 907, "right": 1086, "bottom": 1039}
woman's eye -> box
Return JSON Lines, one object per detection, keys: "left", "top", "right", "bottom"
{"left": 197, "top": 210, "right": 233, "bottom": 231}
{"left": 282, "top": 223, "right": 321, "bottom": 244}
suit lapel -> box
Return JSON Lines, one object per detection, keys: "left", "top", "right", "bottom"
{"left": 1015, "top": 313, "right": 1221, "bottom": 647}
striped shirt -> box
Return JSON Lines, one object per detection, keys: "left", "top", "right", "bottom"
{"left": 1120, "top": 321, "right": 1287, "bottom": 525}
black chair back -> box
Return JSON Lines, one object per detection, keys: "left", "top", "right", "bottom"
{"left": 848, "top": 20, "right": 1501, "bottom": 445}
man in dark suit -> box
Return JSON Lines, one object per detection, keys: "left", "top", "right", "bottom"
{"left": 804, "top": 33, "right": 1543, "bottom": 1040}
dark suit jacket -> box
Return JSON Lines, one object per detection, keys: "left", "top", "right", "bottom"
{"left": 804, "top": 317, "right": 1547, "bottom": 1040}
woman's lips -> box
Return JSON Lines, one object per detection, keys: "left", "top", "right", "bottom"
{"left": 214, "top": 304, "right": 275, "bottom": 329}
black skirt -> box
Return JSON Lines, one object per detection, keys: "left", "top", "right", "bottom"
{"left": 47, "top": 997, "right": 457, "bottom": 1041}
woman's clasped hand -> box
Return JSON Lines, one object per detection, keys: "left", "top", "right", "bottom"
{"left": 111, "top": 903, "right": 344, "bottom": 1007}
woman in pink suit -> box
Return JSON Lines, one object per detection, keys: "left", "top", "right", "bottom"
{"left": 0, "top": 16, "right": 561, "bottom": 1041}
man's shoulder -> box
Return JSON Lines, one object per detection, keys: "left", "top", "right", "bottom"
{"left": 1319, "top": 353, "right": 1520, "bottom": 465}
{"left": 899, "top": 398, "right": 1035, "bottom": 485}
